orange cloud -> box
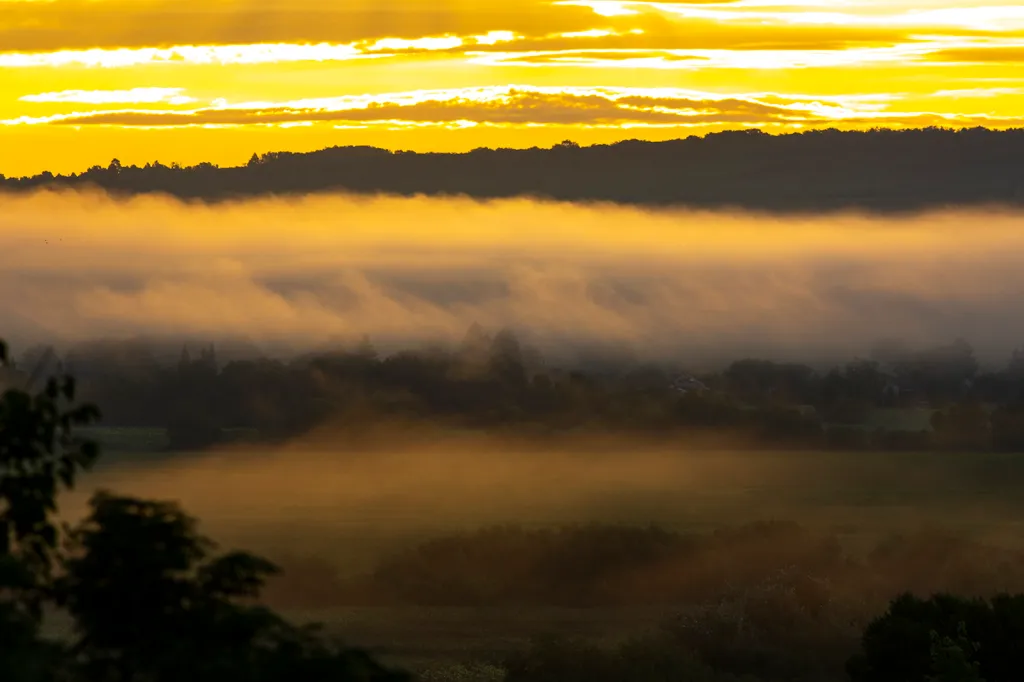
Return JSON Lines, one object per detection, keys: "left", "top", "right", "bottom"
{"left": 20, "top": 88, "right": 195, "bottom": 105}
{"left": 0, "top": 0, "right": 1022, "bottom": 173}
{"left": 4, "top": 86, "right": 1016, "bottom": 130}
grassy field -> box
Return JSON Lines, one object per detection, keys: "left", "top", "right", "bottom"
{"left": 39, "top": 604, "right": 662, "bottom": 677}
{"left": 291, "top": 606, "right": 677, "bottom": 670}
{"left": 57, "top": 424, "right": 1024, "bottom": 680}
{"left": 70, "top": 425, "right": 1024, "bottom": 551}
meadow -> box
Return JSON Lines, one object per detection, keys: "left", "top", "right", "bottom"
{"left": 51, "top": 424, "right": 1024, "bottom": 681}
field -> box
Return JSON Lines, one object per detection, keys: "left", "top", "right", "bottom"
{"left": 56, "top": 424, "right": 1024, "bottom": 679}
{"left": 70, "top": 423, "right": 1024, "bottom": 559}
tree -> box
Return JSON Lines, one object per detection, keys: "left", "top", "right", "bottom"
{"left": 1, "top": 339, "right": 409, "bottom": 682}
{"left": 848, "top": 593, "right": 1024, "bottom": 682}
{"left": 1, "top": 339, "right": 101, "bottom": 681}
{"left": 490, "top": 328, "right": 528, "bottom": 389}
{"left": 355, "top": 335, "right": 379, "bottom": 363}
{"left": 0, "top": 340, "right": 100, "bottom": 610}
{"left": 167, "top": 346, "right": 222, "bottom": 451}
{"left": 928, "top": 624, "right": 985, "bottom": 682}
{"left": 58, "top": 491, "right": 411, "bottom": 682}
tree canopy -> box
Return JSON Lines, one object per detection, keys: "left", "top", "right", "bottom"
{"left": 0, "top": 338, "right": 408, "bottom": 682}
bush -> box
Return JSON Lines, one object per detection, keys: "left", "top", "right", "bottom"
{"left": 349, "top": 522, "right": 848, "bottom": 608}
{"left": 503, "top": 634, "right": 754, "bottom": 682}
{"left": 418, "top": 662, "right": 506, "bottom": 682}
{"left": 848, "top": 593, "right": 1024, "bottom": 682}
{"left": 1, "top": 338, "right": 408, "bottom": 682}
{"left": 662, "top": 568, "right": 860, "bottom": 682}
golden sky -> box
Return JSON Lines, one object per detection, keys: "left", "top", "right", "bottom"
{"left": 1, "top": 0, "right": 1022, "bottom": 175}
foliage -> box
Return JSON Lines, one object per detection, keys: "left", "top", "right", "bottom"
{"left": 927, "top": 623, "right": 985, "bottom": 682}
{"left": 56, "top": 493, "right": 410, "bottom": 682}
{"left": 0, "top": 340, "right": 100, "bottom": 616}
{"left": 5, "top": 128, "right": 1024, "bottom": 214}
{"left": 418, "top": 662, "right": 507, "bottom": 682}
{"left": 661, "top": 568, "right": 860, "bottom": 681}
{"left": 1, "top": 338, "right": 409, "bottom": 682}
{"left": 504, "top": 633, "right": 757, "bottom": 682}
{"left": 41, "top": 330, "right": 1024, "bottom": 455}
{"left": 848, "top": 593, "right": 1024, "bottom": 682}
{"left": 298, "top": 522, "right": 856, "bottom": 609}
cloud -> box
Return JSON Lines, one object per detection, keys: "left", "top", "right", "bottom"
{"left": 1, "top": 0, "right": 1021, "bottom": 62}
{"left": 0, "top": 43, "right": 382, "bottom": 68}
{"left": 930, "top": 87, "right": 1024, "bottom": 98}
{"left": 5, "top": 34, "right": 1013, "bottom": 71}
{"left": 600, "top": 0, "right": 1024, "bottom": 33}
{"left": 491, "top": 24, "right": 920, "bottom": 53}
{"left": 1, "top": 0, "right": 1021, "bottom": 176}
{"left": 20, "top": 88, "right": 195, "bottom": 105}
{"left": 0, "top": 0, "right": 597, "bottom": 53}
{"left": 4, "top": 189, "right": 1024, "bottom": 365}
{"left": 928, "top": 46, "right": 1024, "bottom": 63}
{"left": 467, "top": 38, "right": 987, "bottom": 70}
{"left": 2, "top": 85, "right": 1015, "bottom": 131}
{"left": 0, "top": 32, "right": 527, "bottom": 69}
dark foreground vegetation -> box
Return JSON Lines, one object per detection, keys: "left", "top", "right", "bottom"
{"left": 0, "top": 339, "right": 409, "bottom": 682}
{"left": 3, "top": 127, "right": 1024, "bottom": 212}
{"left": 269, "top": 523, "right": 1024, "bottom": 612}
{"left": 6, "top": 334, "right": 1024, "bottom": 682}
{"left": 6, "top": 329, "right": 1024, "bottom": 454}
{"left": 264, "top": 521, "right": 1024, "bottom": 681}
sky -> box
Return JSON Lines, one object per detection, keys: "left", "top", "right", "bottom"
{"left": 0, "top": 0, "right": 1022, "bottom": 175}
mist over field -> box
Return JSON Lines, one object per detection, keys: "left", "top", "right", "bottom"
{"left": 5, "top": 189, "right": 1024, "bottom": 366}
{"left": 11, "top": 188, "right": 1024, "bottom": 682}
{"left": 59, "top": 432, "right": 1024, "bottom": 573}
{"left": 6, "top": 0, "right": 1024, "bottom": 674}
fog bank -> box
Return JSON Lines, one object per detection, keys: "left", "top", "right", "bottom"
{"left": 4, "top": 189, "right": 1024, "bottom": 365}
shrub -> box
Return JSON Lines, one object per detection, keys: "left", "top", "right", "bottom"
{"left": 503, "top": 634, "right": 754, "bottom": 682}
{"left": 848, "top": 593, "right": 1024, "bottom": 682}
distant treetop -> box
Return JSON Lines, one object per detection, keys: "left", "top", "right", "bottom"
{"left": 3, "top": 127, "right": 1023, "bottom": 213}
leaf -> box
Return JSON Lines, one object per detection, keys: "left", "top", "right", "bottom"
{"left": 79, "top": 441, "right": 100, "bottom": 468}
{"left": 61, "top": 377, "right": 76, "bottom": 402}
{"left": 199, "top": 551, "right": 280, "bottom": 599}
{"left": 39, "top": 525, "right": 57, "bottom": 550}
{"left": 58, "top": 464, "right": 75, "bottom": 489}
{"left": 0, "top": 555, "right": 36, "bottom": 590}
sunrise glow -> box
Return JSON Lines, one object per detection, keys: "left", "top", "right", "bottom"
{"left": 0, "top": 0, "right": 1022, "bottom": 175}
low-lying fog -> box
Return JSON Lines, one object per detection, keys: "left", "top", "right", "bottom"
{"left": 9, "top": 189, "right": 1024, "bottom": 622}
{"left": 4, "top": 189, "right": 1024, "bottom": 366}
{"left": 56, "top": 430, "right": 1024, "bottom": 574}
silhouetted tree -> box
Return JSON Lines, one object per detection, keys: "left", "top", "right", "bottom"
{"left": 58, "top": 492, "right": 408, "bottom": 682}
{"left": 848, "top": 593, "right": 1024, "bottom": 682}
{"left": 1, "top": 339, "right": 100, "bottom": 681}
{"left": 0, "top": 338, "right": 409, "bottom": 682}
{"left": 0, "top": 340, "right": 100, "bottom": 611}
{"left": 6, "top": 128, "right": 1024, "bottom": 211}
{"left": 927, "top": 624, "right": 985, "bottom": 682}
